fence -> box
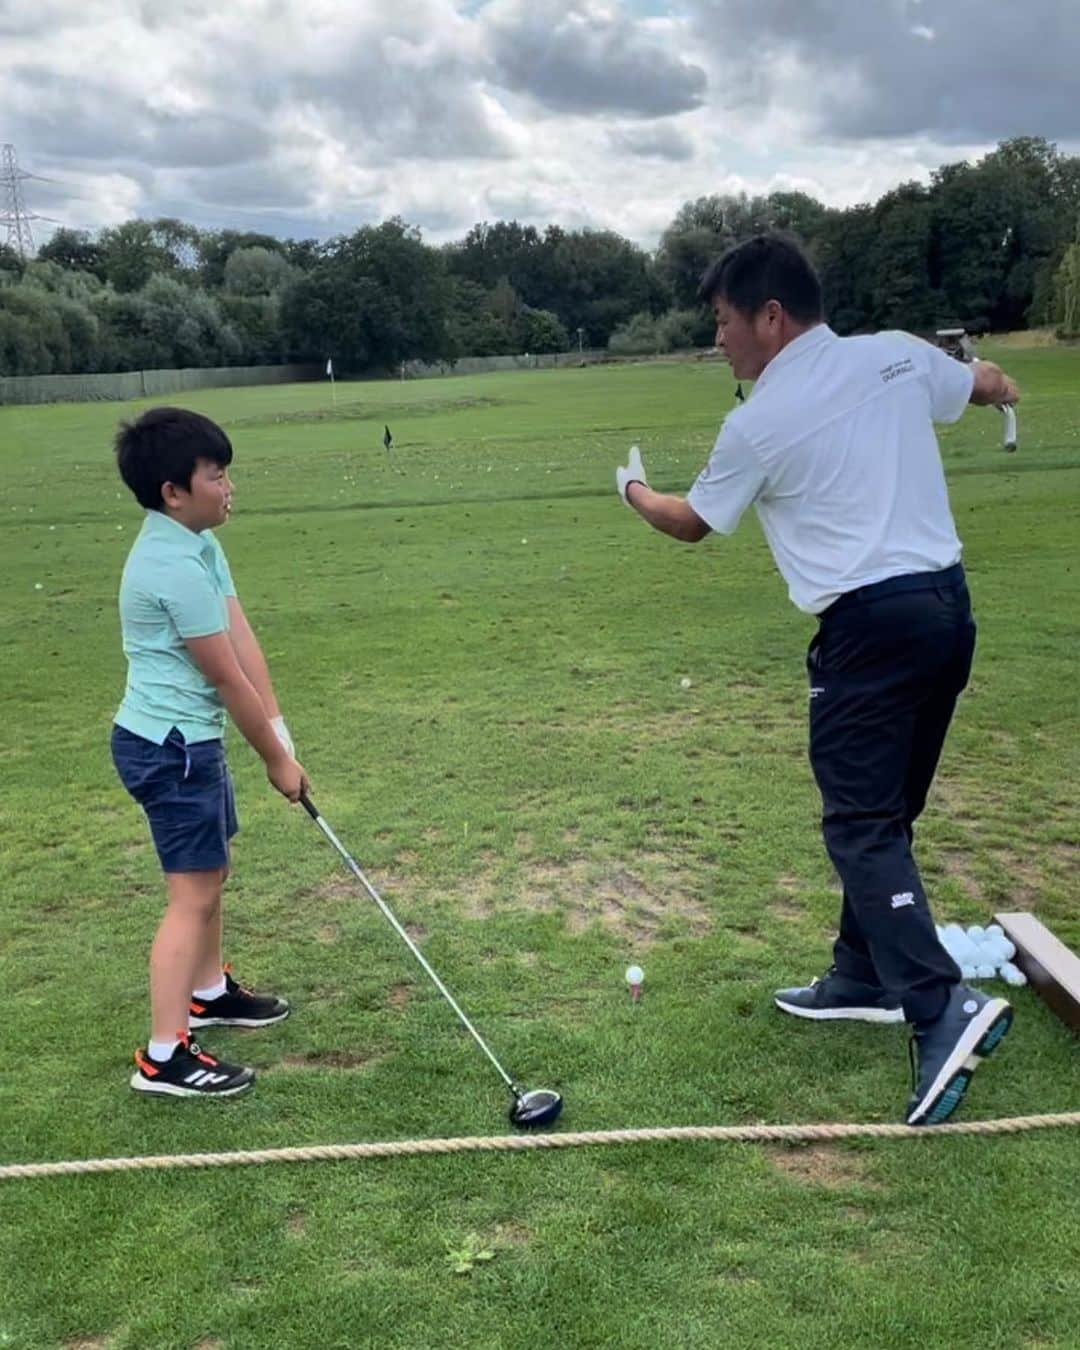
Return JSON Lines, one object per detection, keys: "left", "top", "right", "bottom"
{"left": 402, "top": 349, "right": 608, "bottom": 379}
{"left": 0, "top": 363, "right": 323, "bottom": 407}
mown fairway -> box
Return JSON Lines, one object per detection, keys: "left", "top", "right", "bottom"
{"left": 1, "top": 347, "right": 1078, "bottom": 1349}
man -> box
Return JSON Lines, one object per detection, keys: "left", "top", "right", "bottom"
{"left": 616, "top": 234, "right": 1019, "bottom": 1126}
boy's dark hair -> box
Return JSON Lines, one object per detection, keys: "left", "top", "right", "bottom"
{"left": 115, "top": 406, "right": 233, "bottom": 511}
{"left": 697, "top": 233, "right": 823, "bottom": 323}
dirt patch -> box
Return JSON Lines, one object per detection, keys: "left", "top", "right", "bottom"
{"left": 312, "top": 874, "right": 414, "bottom": 906}
{"left": 279, "top": 1050, "right": 386, "bottom": 1070}
{"left": 286, "top": 1210, "right": 307, "bottom": 1237}
{"left": 515, "top": 831, "right": 535, "bottom": 853}
{"left": 63, "top": 1340, "right": 112, "bottom": 1350}
{"left": 387, "top": 983, "right": 411, "bottom": 1009}
{"left": 989, "top": 848, "right": 1045, "bottom": 904}
{"left": 315, "top": 923, "right": 339, "bottom": 944}
{"left": 937, "top": 849, "right": 982, "bottom": 899}
{"left": 193, "top": 1339, "right": 226, "bottom": 1350}
{"left": 767, "top": 1144, "right": 880, "bottom": 1189}
{"left": 490, "top": 1221, "right": 531, "bottom": 1246}
{"left": 518, "top": 857, "right": 710, "bottom": 942}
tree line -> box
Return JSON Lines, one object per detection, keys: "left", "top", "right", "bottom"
{"left": 1, "top": 137, "right": 1078, "bottom": 379}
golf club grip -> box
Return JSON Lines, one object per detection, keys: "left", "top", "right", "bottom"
{"left": 1001, "top": 404, "right": 1017, "bottom": 451}
{"left": 299, "top": 792, "right": 319, "bottom": 820}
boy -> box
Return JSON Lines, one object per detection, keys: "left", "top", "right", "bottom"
{"left": 111, "top": 406, "right": 308, "bottom": 1097}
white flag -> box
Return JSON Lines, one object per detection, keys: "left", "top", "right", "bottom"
{"left": 326, "top": 358, "right": 334, "bottom": 377}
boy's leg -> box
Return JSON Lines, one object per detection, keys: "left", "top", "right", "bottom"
{"left": 191, "top": 864, "right": 227, "bottom": 994}
{"left": 150, "top": 869, "right": 223, "bottom": 1042}
{"left": 186, "top": 864, "right": 291, "bottom": 1030}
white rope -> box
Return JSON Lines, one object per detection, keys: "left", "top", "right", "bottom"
{"left": 3, "top": 1112, "right": 1079, "bottom": 1181}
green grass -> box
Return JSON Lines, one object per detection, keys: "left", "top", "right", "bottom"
{"left": 2, "top": 347, "right": 1079, "bottom": 1349}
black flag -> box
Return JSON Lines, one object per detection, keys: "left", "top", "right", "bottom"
{"left": 383, "top": 424, "right": 393, "bottom": 450}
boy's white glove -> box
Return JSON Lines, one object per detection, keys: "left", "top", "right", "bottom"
{"left": 616, "top": 444, "right": 648, "bottom": 505}
{"left": 271, "top": 715, "right": 295, "bottom": 758}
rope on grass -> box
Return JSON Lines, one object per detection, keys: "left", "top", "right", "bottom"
{"left": 3, "top": 1112, "right": 1079, "bottom": 1181}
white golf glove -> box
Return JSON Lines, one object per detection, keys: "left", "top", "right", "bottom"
{"left": 616, "top": 444, "right": 648, "bottom": 505}
{"left": 271, "top": 715, "right": 295, "bottom": 758}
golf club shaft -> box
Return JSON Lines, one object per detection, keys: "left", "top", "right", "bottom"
{"left": 300, "top": 794, "right": 519, "bottom": 1096}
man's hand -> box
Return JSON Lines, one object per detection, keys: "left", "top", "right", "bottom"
{"left": 616, "top": 444, "right": 648, "bottom": 505}
{"left": 268, "top": 752, "right": 309, "bottom": 803}
{"left": 270, "top": 714, "right": 295, "bottom": 758}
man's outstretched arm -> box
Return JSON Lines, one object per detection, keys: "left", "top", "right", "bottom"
{"left": 625, "top": 481, "right": 711, "bottom": 542}
{"left": 616, "top": 444, "right": 711, "bottom": 542}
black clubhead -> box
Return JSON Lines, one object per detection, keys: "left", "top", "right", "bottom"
{"left": 509, "top": 1089, "right": 563, "bottom": 1129}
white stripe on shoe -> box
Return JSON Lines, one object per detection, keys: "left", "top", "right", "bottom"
{"left": 773, "top": 997, "right": 905, "bottom": 1024}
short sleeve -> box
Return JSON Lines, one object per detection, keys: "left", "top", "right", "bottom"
{"left": 158, "top": 555, "right": 229, "bottom": 639}
{"left": 204, "top": 531, "right": 238, "bottom": 598}
{"left": 686, "top": 420, "right": 767, "bottom": 536}
{"left": 894, "top": 334, "right": 974, "bottom": 424}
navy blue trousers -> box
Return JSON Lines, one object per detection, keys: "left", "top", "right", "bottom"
{"left": 808, "top": 564, "right": 975, "bottom": 1024}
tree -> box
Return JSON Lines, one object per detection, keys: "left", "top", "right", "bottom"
{"left": 518, "top": 307, "right": 568, "bottom": 353}
{"left": 283, "top": 219, "right": 452, "bottom": 371}
{"left": 1055, "top": 243, "right": 1080, "bottom": 336}
{"left": 37, "top": 228, "right": 105, "bottom": 276}
{"left": 223, "top": 247, "right": 296, "bottom": 297}
{"left": 866, "top": 184, "right": 940, "bottom": 330}
{"left": 198, "top": 229, "right": 290, "bottom": 288}
{"left": 815, "top": 206, "right": 878, "bottom": 333}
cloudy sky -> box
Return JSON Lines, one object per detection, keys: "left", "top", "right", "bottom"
{"left": 3, "top": 0, "right": 1077, "bottom": 250}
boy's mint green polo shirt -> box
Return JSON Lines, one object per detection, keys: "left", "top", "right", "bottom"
{"left": 114, "top": 510, "right": 237, "bottom": 745}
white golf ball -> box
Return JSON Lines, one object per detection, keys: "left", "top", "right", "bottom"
{"left": 625, "top": 965, "right": 644, "bottom": 986}
{"left": 680, "top": 677, "right": 692, "bottom": 689}
{"left": 34, "top": 583, "right": 43, "bottom": 590}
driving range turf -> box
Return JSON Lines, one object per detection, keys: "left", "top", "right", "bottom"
{"left": 1, "top": 347, "right": 1078, "bottom": 1348}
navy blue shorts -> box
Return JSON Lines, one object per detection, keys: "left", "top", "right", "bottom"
{"left": 112, "top": 725, "right": 238, "bottom": 874}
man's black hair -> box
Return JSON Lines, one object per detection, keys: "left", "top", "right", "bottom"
{"left": 697, "top": 233, "right": 823, "bottom": 323}
{"left": 115, "top": 406, "right": 233, "bottom": 511}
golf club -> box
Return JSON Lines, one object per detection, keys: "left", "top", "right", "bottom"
{"left": 299, "top": 793, "right": 563, "bottom": 1129}
{"left": 935, "top": 327, "right": 1018, "bottom": 451}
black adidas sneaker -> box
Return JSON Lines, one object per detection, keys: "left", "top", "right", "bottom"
{"left": 130, "top": 1032, "right": 254, "bottom": 1098}
{"left": 189, "top": 966, "right": 290, "bottom": 1029}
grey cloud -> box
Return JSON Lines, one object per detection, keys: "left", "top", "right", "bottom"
{"left": 609, "top": 123, "right": 695, "bottom": 161}
{"left": 687, "top": 0, "right": 1080, "bottom": 141}
{"left": 486, "top": 0, "right": 707, "bottom": 117}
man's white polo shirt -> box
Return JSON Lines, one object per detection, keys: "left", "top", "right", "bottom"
{"left": 686, "top": 325, "right": 975, "bottom": 614}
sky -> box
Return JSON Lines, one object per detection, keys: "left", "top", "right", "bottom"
{"left": 3, "top": 0, "right": 1078, "bottom": 251}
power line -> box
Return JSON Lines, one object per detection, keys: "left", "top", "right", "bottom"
{"left": 1, "top": 144, "right": 58, "bottom": 258}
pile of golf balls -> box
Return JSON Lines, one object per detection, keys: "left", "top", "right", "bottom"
{"left": 936, "top": 923, "right": 1027, "bottom": 986}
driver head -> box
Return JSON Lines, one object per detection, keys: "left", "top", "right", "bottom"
{"left": 509, "top": 1089, "right": 563, "bottom": 1129}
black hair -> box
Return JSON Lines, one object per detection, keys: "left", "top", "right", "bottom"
{"left": 114, "top": 406, "right": 233, "bottom": 511}
{"left": 697, "top": 233, "right": 823, "bottom": 323}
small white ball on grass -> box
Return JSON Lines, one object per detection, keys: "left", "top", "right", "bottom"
{"left": 680, "top": 677, "right": 692, "bottom": 689}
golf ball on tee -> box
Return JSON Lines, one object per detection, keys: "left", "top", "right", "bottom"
{"left": 625, "top": 965, "right": 644, "bottom": 986}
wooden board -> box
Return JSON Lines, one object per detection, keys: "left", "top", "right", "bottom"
{"left": 995, "top": 912, "right": 1080, "bottom": 1034}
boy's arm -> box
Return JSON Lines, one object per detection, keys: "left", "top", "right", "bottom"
{"left": 185, "top": 630, "right": 307, "bottom": 802}
{"left": 226, "top": 596, "right": 296, "bottom": 755}
{"left": 226, "top": 596, "right": 281, "bottom": 718}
